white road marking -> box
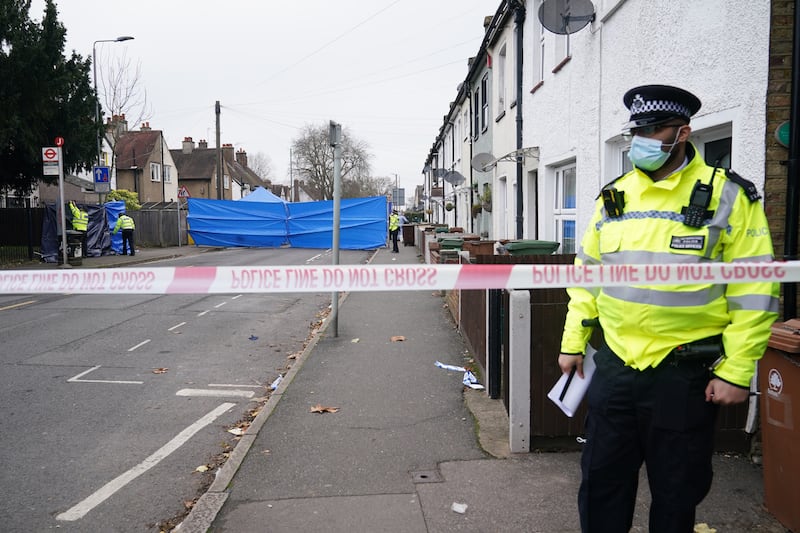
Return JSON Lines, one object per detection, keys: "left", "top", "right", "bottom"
{"left": 127, "top": 339, "right": 151, "bottom": 352}
{"left": 67, "top": 366, "right": 143, "bottom": 385}
{"left": 214, "top": 301, "right": 227, "bottom": 309}
{"left": 168, "top": 322, "right": 186, "bottom": 331}
{"left": 0, "top": 300, "right": 36, "bottom": 311}
{"left": 208, "top": 383, "right": 262, "bottom": 388}
{"left": 176, "top": 388, "right": 255, "bottom": 398}
{"left": 231, "top": 294, "right": 242, "bottom": 300}
{"left": 197, "top": 310, "right": 210, "bottom": 317}
{"left": 56, "top": 402, "right": 236, "bottom": 521}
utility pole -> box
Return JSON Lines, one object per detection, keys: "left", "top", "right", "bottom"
{"left": 289, "top": 147, "right": 294, "bottom": 201}
{"left": 215, "top": 101, "right": 222, "bottom": 200}
{"left": 329, "top": 121, "right": 343, "bottom": 337}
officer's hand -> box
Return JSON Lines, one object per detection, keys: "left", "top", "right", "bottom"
{"left": 705, "top": 378, "right": 750, "bottom": 405}
{"left": 558, "top": 353, "right": 584, "bottom": 379}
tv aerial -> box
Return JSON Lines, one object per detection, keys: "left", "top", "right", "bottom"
{"left": 538, "top": 0, "right": 596, "bottom": 35}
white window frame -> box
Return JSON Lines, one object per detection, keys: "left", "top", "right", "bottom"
{"left": 497, "top": 43, "right": 507, "bottom": 112}
{"left": 481, "top": 73, "right": 489, "bottom": 132}
{"left": 150, "top": 162, "right": 161, "bottom": 182}
{"left": 224, "top": 174, "right": 230, "bottom": 190}
{"left": 553, "top": 163, "right": 577, "bottom": 254}
{"left": 163, "top": 165, "right": 172, "bottom": 183}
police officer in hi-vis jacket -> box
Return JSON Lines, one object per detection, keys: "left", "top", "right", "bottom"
{"left": 557, "top": 85, "right": 779, "bottom": 533}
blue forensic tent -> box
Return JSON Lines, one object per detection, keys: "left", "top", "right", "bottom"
{"left": 187, "top": 198, "right": 289, "bottom": 247}
{"left": 187, "top": 195, "right": 387, "bottom": 250}
{"left": 40, "top": 200, "right": 126, "bottom": 262}
{"left": 240, "top": 187, "right": 286, "bottom": 203}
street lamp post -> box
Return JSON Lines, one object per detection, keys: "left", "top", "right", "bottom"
{"left": 93, "top": 36, "right": 134, "bottom": 167}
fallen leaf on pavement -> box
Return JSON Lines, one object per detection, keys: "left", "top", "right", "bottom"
{"left": 694, "top": 525, "right": 717, "bottom": 533}
{"left": 227, "top": 427, "right": 245, "bottom": 436}
{"left": 351, "top": 338, "right": 360, "bottom": 343}
{"left": 152, "top": 368, "right": 169, "bottom": 374}
{"left": 310, "top": 404, "right": 340, "bottom": 414}
{"left": 195, "top": 465, "right": 209, "bottom": 473}
{"left": 390, "top": 335, "right": 405, "bottom": 342}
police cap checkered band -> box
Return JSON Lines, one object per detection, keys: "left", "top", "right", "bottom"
{"left": 622, "top": 85, "right": 701, "bottom": 128}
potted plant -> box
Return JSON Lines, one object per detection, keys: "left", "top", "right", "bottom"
{"left": 445, "top": 202, "right": 454, "bottom": 212}
{"left": 471, "top": 204, "right": 483, "bottom": 218}
{"left": 480, "top": 186, "right": 492, "bottom": 213}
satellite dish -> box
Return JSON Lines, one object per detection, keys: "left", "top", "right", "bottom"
{"left": 442, "top": 170, "right": 466, "bottom": 186}
{"left": 433, "top": 168, "right": 448, "bottom": 178}
{"left": 470, "top": 152, "right": 496, "bottom": 172}
{"left": 538, "top": 0, "right": 596, "bottom": 35}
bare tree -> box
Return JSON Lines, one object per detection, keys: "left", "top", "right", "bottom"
{"left": 291, "top": 123, "right": 371, "bottom": 200}
{"left": 248, "top": 151, "right": 274, "bottom": 182}
{"left": 99, "top": 49, "right": 153, "bottom": 165}
{"left": 343, "top": 173, "right": 392, "bottom": 198}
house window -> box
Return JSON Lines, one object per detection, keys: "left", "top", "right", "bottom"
{"left": 150, "top": 162, "right": 161, "bottom": 182}
{"left": 463, "top": 109, "right": 469, "bottom": 141}
{"left": 224, "top": 175, "right": 230, "bottom": 189}
{"left": 473, "top": 88, "right": 480, "bottom": 139}
{"left": 621, "top": 148, "right": 633, "bottom": 175}
{"left": 454, "top": 118, "right": 462, "bottom": 163}
{"left": 497, "top": 43, "right": 507, "bottom": 111}
{"left": 554, "top": 164, "right": 577, "bottom": 254}
{"left": 163, "top": 165, "right": 172, "bottom": 183}
{"left": 537, "top": 15, "right": 545, "bottom": 84}
{"left": 481, "top": 73, "right": 489, "bottom": 132}
{"left": 704, "top": 137, "right": 732, "bottom": 168}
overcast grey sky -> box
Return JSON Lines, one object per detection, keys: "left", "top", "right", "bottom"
{"left": 31, "top": 0, "right": 501, "bottom": 198}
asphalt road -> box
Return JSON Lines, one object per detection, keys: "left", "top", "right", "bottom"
{"left": 0, "top": 247, "right": 372, "bottom": 531}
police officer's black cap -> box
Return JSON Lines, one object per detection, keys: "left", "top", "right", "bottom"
{"left": 622, "top": 84, "right": 701, "bottom": 130}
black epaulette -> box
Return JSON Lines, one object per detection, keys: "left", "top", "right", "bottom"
{"left": 725, "top": 169, "right": 761, "bottom": 202}
{"left": 595, "top": 173, "right": 626, "bottom": 200}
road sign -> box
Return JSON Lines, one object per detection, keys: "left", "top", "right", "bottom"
{"left": 177, "top": 186, "right": 191, "bottom": 198}
{"left": 42, "top": 146, "right": 59, "bottom": 176}
{"left": 93, "top": 166, "right": 110, "bottom": 192}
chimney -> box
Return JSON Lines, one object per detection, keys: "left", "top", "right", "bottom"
{"left": 182, "top": 137, "right": 194, "bottom": 154}
{"left": 198, "top": 139, "right": 208, "bottom": 149}
{"left": 222, "top": 143, "right": 234, "bottom": 163}
{"left": 484, "top": 15, "right": 493, "bottom": 31}
{"left": 236, "top": 148, "right": 248, "bottom": 168}
{"left": 107, "top": 114, "right": 128, "bottom": 137}
{"left": 140, "top": 121, "right": 151, "bottom": 131}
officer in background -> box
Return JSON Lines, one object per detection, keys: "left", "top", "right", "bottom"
{"left": 557, "top": 84, "right": 778, "bottom": 532}
{"left": 388, "top": 209, "right": 400, "bottom": 253}
{"left": 112, "top": 210, "right": 136, "bottom": 256}
{"left": 68, "top": 201, "right": 88, "bottom": 256}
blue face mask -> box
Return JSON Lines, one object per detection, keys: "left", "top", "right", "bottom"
{"left": 628, "top": 130, "right": 681, "bottom": 171}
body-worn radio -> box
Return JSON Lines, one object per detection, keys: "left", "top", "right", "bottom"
{"left": 681, "top": 180, "right": 713, "bottom": 228}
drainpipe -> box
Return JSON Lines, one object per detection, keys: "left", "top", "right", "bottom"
{"left": 514, "top": 1, "right": 526, "bottom": 239}
{"left": 784, "top": 0, "right": 800, "bottom": 319}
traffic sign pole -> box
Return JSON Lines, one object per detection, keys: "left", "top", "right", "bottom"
{"left": 55, "top": 146, "right": 70, "bottom": 268}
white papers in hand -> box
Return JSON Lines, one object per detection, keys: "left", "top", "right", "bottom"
{"left": 547, "top": 345, "right": 597, "bottom": 417}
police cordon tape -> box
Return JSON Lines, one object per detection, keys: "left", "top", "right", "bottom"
{"left": 0, "top": 262, "right": 797, "bottom": 295}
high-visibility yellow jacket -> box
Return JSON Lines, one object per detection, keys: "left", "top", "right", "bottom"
{"left": 560, "top": 143, "right": 778, "bottom": 387}
{"left": 113, "top": 214, "right": 135, "bottom": 233}
{"left": 389, "top": 213, "right": 400, "bottom": 231}
{"left": 69, "top": 202, "right": 88, "bottom": 231}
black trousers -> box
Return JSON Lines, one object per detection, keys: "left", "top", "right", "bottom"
{"left": 121, "top": 229, "right": 135, "bottom": 256}
{"left": 579, "top": 345, "right": 718, "bottom": 533}
{"left": 390, "top": 228, "right": 399, "bottom": 252}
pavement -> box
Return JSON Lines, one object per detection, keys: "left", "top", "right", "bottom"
{"left": 10, "top": 244, "right": 789, "bottom": 532}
